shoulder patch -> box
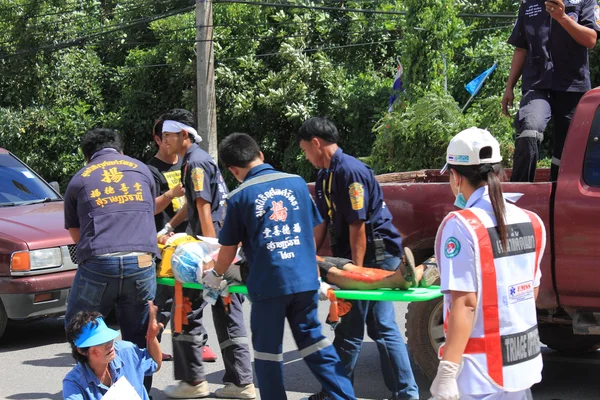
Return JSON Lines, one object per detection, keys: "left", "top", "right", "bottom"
{"left": 444, "top": 237, "right": 461, "bottom": 258}
{"left": 191, "top": 167, "right": 204, "bottom": 192}
{"left": 595, "top": 5, "right": 600, "bottom": 26}
{"left": 348, "top": 182, "right": 364, "bottom": 211}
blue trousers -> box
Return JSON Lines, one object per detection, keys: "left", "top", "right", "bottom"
{"left": 333, "top": 255, "right": 419, "bottom": 400}
{"left": 251, "top": 291, "right": 356, "bottom": 400}
{"left": 65, "top": 255, "right": 156, "bottom": 348}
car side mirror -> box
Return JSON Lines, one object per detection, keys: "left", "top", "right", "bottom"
{"left": 49, "top": 181, "right": 60, "bottom": 194}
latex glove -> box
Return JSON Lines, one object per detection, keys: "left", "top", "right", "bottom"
{"left": 430, "top": 360, "right": 460, "bottom": 400}
{"left": 318, "top": 278, "right": 339, "bottom": 301}
{"left": 157, "top": 222, "right": 174, "bottom": 237}
{"left": 203, "top": 268, "right": 224, "bottom": 290}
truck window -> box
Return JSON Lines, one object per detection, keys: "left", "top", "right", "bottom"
{"left": 583, "top": 107, "right": 600, "bottom": 187}
{"left": 0, "top": 153, "right": 60, "bottom": 206}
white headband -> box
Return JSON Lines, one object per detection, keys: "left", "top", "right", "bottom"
{"left": 162, "top": 120, "right": 202, "bottom": 143}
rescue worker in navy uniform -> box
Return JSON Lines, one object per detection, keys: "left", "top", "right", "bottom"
{"left": 147, "top": 118, "right": 219, "bottom": 364}
{"left": 430, "top": 128, "right": 546, "bottom": 400}
{"left": 297, "top": 117, "right": 420, "bottom": 400}
{"left": 160, "top": 109, "right": 255, "bottom": 399}
{"left": 204, "top": 133, "right": 356, "bottom": 400}
{"left": 64, "top": 128, "right": 159, "bottom": 397}
{"left": 502, "top": 0, "right": 600, "bottom": 182}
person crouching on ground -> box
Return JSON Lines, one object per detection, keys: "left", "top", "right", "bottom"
{"left": 62, "top": 301, "right": 163, "bottom": 400}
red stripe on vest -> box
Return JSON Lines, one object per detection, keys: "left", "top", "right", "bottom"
{"left": 523, "top": 210, "right": 543, "bottom": 280}
{"left": 457, "top": 209, "right": 504, "bottom": 387}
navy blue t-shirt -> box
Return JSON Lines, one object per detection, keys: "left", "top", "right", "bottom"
{"left": 508, "top": 0, "right": 600, "bottom": 92}
{"left": 180, "top": 144, "right": 229, "bottom": 237}
{"left": 64, "top": 148, "right": 159, "bottom": 263}
{"left": 314, "top": 148, "right": 402, "bottom": 261}
{"left": 219, "top": 164, "right": 322, "bottom": 302}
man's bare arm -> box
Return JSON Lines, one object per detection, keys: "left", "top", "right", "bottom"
{"left": 196, "top": 197, "right": 216, "bottom": 238}
{"left": 348, "top": 220, "right": 367, "bottom": 266}
{"left": 68, "top": 228, "right": 80, "bottom": 243}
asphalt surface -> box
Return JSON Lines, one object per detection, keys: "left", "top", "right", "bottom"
{"left": 0, "top": 301, "right": 598, "bottom": 400}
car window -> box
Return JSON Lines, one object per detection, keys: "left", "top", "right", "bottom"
{"left": 0, "top": 153, "right": 60, "bottom": 205}
{"left": 583, "top": 107, "right": 600, "bottom": 188}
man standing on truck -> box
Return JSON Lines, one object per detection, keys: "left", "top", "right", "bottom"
{"left": 64, "top": 128, "right": 159, "bottom": 396}
{"left": 297, "top": 117, "right": 420, "bottom": 400}
{"left": 502, "top": 0, "right": 600, "bottom": 182}
{"left": 159, "top": 109, "right": 255, "bottom": 399}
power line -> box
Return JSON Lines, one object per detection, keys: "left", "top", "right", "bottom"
{"left": 212, "top": 0, "right": 517, "bottom": 18}
{"left": 218, "top": 38, "right": 401, "bottom": 61}
{"left": 0, "top": 5, "right": 195, "bottom": 59}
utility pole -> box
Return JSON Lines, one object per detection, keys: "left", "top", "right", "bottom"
{"left": 196, "top": 0, "right": 217, "bottom": 160}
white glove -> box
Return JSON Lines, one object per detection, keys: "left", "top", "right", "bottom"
{"left": 157, "top": 222, "right": 174, "bottom": 237}
{"left": 203, "top": 268, "right": 224, "bottom": 289}
{"left": 318, "top": 278, "right": 339, "bottom": 301}
{"left": 430, "top": 360, "right": 460, "bottom": 400}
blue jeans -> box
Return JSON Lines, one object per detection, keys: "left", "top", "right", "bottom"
{"left": 333, "top": 255, "right": 419, "bottom": 399}
{"left": 65, "top": 255, "right": 156, "bottom": 348}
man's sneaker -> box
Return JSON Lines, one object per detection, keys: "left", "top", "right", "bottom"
{"left": 164, "top": 381, "right": 210, "bottom": 399}
{"left": 202, "top": 345, "right": 217, "bottom": 362}
{"left": 306, "top": 390, "right": 332, "bottom": 400}
{"left": 214, "top": 383, "right": 256, "bottom": 399}
{"left": 420, "top": 257, "right": 440, "bottom": 288}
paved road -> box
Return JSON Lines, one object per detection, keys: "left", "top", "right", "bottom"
{"left": 0, "top": 301, "right": 598, "bottom": 400}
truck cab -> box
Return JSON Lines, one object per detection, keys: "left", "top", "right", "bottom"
{"left": 0, "top": 148, "right": 77, "bottom": 338}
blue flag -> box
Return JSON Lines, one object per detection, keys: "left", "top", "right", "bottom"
{"left": 388, "top": 63, "right": 405, "bottom": 112}
{"left": 465, "top": 62, "right": 497, "bottom": 96}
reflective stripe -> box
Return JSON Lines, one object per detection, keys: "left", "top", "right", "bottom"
{"left": 517, "top": 130, "right": 539, "bottom": 139}
{"left": 228, "top": 172, "right": 300, "bottom": 198}
{"left": 254, "top": 350, "right": 283, "bottom": 362}
{"left": 298, "top": 338, "right": 332, "bottom": 358}
{"left": 173, "top": 333, "right": 206, "bottom": 344}
{"left": 551, "top": 157, "right": 561, "bottom": 166}
{"left": 220, "top": 336, "right": 249, "bottom": 350}
{"left": 456, "top": 209, "right": 504, "bottom": 387}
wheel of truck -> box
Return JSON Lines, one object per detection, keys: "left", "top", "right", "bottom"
{"left": 406, "top": 295, "right": 444, "bottom": 381}
{"left": 538, "top": 323, "right": 600, "bottom": 354}
{"left": 0, "top": 300, "right": 7, "bottom": 340}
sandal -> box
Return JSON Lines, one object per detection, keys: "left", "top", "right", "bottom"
{"left": 400, "top": 247, "right": 417, "bottom": 287}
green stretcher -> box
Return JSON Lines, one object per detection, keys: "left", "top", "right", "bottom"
{"left": 157, "top": 277, "right": 442, "bottom": 302}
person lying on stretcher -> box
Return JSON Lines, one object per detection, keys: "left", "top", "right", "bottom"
{"left": 317, "top": 247, "right": 439, "bottom": 291}
{"left": 158, "top": 232, "right": 439, "bottom": 290}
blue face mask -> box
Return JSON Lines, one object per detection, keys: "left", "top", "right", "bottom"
{"left": 454, "top": 192, "right": 467, "bottom": 209}
{"left": 452, "top": 173, "right": 467, "bottom": 209}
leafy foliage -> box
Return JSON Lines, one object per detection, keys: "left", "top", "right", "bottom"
{"left": 0, "top": 0, "right": 583, "bottom": 188}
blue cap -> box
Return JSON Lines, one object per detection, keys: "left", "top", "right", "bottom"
{"left": 74, "top": 317, "right": 120, "bottom": 348}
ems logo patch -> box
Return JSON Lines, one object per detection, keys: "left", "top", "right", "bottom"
{"left": 444, "top": 237, "right": 461, "bottom": 258}
{"left": 349, "top": 182, "right": 364, "bottom": 211}
{"left": 508, "top": 281, "right": 534, "bottom": 304}
{"left": 595, "top": 5, "right": 600, "bottom": 26}
{"left": 191, "top": 167, "right": 204, "bottom": 192}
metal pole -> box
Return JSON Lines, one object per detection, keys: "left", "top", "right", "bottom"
{"left": 196, "top": 0, "right": 218, "bottom": 160}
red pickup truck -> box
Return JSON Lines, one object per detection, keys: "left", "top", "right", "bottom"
{"left": 366, "top": 87, "right": 600, "bottom": 379}
{"left": 0, "top": 149, "right": 77, "bottom": 339}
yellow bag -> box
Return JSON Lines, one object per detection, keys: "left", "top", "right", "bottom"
{"left": 157, "top": 235, "right": 201, "bottom": 278}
